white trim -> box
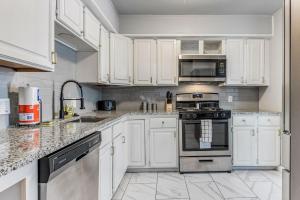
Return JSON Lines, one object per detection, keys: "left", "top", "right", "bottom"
{"left": 85, "top": 0, "right": 118, "bottom": 33}
{"left": 123, "top": 33, "right": 274, "bottom": 39}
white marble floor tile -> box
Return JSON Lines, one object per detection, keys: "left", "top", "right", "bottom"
{"left": 130, "top": 173, "right": 157, "bottom": 184}
{"left": 225, "top": 198, "right": 259, "bottom": 200}
{"left": 184, "top": 173, "right": 213, "bottom": 183}
{"left": 156, "top": 173, "right": 189, "bottom": 199}
{"left": 122, "top": 184, "right": 156, "bottom": 200}
{"left": 113, "top": 173, "right": 132, "bottom": 200}
{"left": 187, "top": 181, "right": 223, "bottom": 200}
{"left": 261, "top": 170, "right": 282, "bottom": 187}
{"left": 234, "top": 170, "right": 269, "bottom": 182}
{"left": 211, "top": 173, "right": 256, "bottom": 199}
{"left": 248, "top": 181, "right": 282, "bottom": 200}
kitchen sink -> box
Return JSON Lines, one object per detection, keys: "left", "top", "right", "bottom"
{"left": 69, "top": 116, "right": 108, "bottom": 123}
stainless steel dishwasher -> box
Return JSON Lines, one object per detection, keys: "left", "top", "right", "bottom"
{"left": 38, "top": 131, "right": 101, "bottom": 200}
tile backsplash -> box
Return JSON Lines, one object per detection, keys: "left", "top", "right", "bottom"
{"left": 101, "top": 84, "right": 259, "bottom": 112}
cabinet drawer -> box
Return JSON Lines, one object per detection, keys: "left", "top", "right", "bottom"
{"left": 113, "top": 122, "right": 123, "bottom": 138}
{"left": 233, "top": 116, "right": 256, "bottom": 127}
{"left": 150, "top": 118, "right": 177, "bottom": 128}
{"left": 100, "top": 127, "right": 112, "bottom": 148}
{"left": 180, "top": 157, "right": 232, "bottom": 172}
{"left": 258, "top": 116, "right": 280, "bottom": 127}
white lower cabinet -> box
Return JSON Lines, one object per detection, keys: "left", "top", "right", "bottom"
{"left": 99, "top": 144, "right": 113, "bottom": 200}
{"left": 233, "top": 127, "right": 257, "bottom": 166}
{"left": 113, "top": 134, "right": 125, "bottom": 192}
{"left": 257, "top": 127, "right": 280, "bottom": 166}
{"left": 149, "top": 128, "right": 177, "bottom": 168}
{"left": 127, "top": 120, "right": 146, "bottom": 167}
{"left": 233, "top": 114, "right": 281, "bottom": 167}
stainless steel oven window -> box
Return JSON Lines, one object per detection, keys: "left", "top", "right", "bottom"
{"left": 181, "top": 119, "right": 229, "bottom": 151}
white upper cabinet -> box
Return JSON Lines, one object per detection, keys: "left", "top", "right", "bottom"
{"left": 226, "top": 39, "right": 270, "bottom": 86}
{"left": 127, "top": 120, "right": 146, "bottom": 167}
{"left": 57, "top": 0, "right": 84, "bottom": 36}
{"left": 149, "top": 128, "right": 177, "bottom": 168}
{"left": 157, "top": 39, "right": 178, "bottom": 86}
{"left": 134, "top": 39, "right": 157, "bottom": 85}
{"left": 226, "top": 39, "right": 245, "bottom": 85}
{"left": 0, "top": 0, "right": 55, "bottom": 71}
{"left": 245, "top": 39, "right": 268, "bottom": 85}
{"left": 99, "top": 25, "right": 110, "bottom": 84}
{"left": 83, "top": 7, "right": 100, "bottom": 49}
{"left": 110, "top": 33, "right": 133, "bottom": 85}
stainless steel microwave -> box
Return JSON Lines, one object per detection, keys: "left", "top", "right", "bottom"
{"left": 178, "top": 55, "right": 226, "bottom": 82}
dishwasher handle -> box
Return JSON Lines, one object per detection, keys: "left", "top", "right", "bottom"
{"left": 76, "top": 150, "right": 90, "bottom": 161}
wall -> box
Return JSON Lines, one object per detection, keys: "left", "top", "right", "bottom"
{"left": 259, "top": 9, "right": 284, "bottom": 112}
{"left": 119, "top": 15, "right": 273, "bottom": 35}
{"left": 101, "top": 84, "right": 259, "bottom": 112}
{"left": 0, "top": 42, "right": 101, "bottom": 129}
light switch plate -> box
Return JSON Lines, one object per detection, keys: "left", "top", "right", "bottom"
{"left": 0, "top": 98, "right": 10, "bottom": 115}
{"left": 228, "top": 96, "right": 233, "bottom": 103}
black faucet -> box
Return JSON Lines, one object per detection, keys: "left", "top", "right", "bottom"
{"left": 59, "top": 80, "right": 85, "bottom": 119}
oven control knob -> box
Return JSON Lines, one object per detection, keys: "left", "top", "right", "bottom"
{"left": 192, "top": 113, "right": 198, "bottom": 119}
{"left": 220, "top": 112, "right": 226, "bottom": 118}
{"left": 214, "top": 112, "right": 219, "bottom": 118}
{"left": 184, "top": 114, "right": 191, "bottom": 119}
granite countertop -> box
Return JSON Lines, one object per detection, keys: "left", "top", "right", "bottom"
{"left": 0, "top": 110, "right": 178, "bottom": 178}
{"left": 232, "top": 111, "right": 282, "bottom": 115}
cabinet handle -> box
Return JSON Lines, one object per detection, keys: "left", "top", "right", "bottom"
{"left": 252, "top": 129, "right": 255, "bottom": 136}
{"left": 150, "top": 77, "right": 153, "bottom": 83}
{"left": 51, "top": 51, "right": 57, "bottom": 64}
{"left": 122, "top": 136, "right": 126, "bottom": 143}
{"left": 110, "top": 146, "right": 114, "bottom": 155}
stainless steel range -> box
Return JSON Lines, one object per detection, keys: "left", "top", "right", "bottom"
{"left": 177, "top": 93, "right": 232, "bottom": 173}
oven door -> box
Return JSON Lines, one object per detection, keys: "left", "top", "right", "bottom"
{"left": 179, "top": 119, "right": 232, "bottom": 156}
{"left": 178, "top": 59, "right": 226, "bottom": 82}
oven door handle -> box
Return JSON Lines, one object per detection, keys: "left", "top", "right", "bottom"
{"left": 198, "top": 159, "right": 214, "bottom": 163}
{"left": 181, "top": 119, "right": 229, "bottom": 123}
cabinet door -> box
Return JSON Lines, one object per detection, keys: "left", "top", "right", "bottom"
{"left": 121, "top": 132, "right": 128, "bottom": 175}
{"left": 127, "top": 120, "right": 146, "bottom": 167}
{"left": 134, "top": 39, "right": 157, "bottom": 85}
{"left": 157, "top": 39, "right": 178, "bottom": 85}
{"left": 99, "top": 145, "right": 113, "bottom": 200}
{"left": 110, "top": 34, "right": 131, "bottom": 85}
{"left": 113, "top": 135, "right": 125, "bottom": 192}
{"left": 57, "top": 0, "right": 84, "bottom": 36}
{"left": 245, "top": 39, "right": 265, "bottom": 85}
{"left": 233, "top": 127, "right": 257, "bottom": 166}
{"left": 257, "top": 127, "right": 280, "bottom": 166}
{"left": 83, "top": 7, "right": 100, "bottom": 49}
{"left": 99, "top": 25, "right": 110, "bottom": 83}
{"left": 149, "top": 128, "right": 177, "bottom": 168}
{"left": 226, "top": 39, "right": 245, "bottom": 85}
{"left": 0, "top": 0, "right": 54, "bottom": 71}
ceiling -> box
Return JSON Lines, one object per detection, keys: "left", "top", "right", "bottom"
{"left": 111, "top": 0, "right": 283, "bottom": 15}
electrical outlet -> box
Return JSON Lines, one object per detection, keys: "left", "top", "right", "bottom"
{"left": 0, "top": 98, "right": 10, "bottom": 115}
{"left": 228, "top": 96, "right": 233, "bottom": 103}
